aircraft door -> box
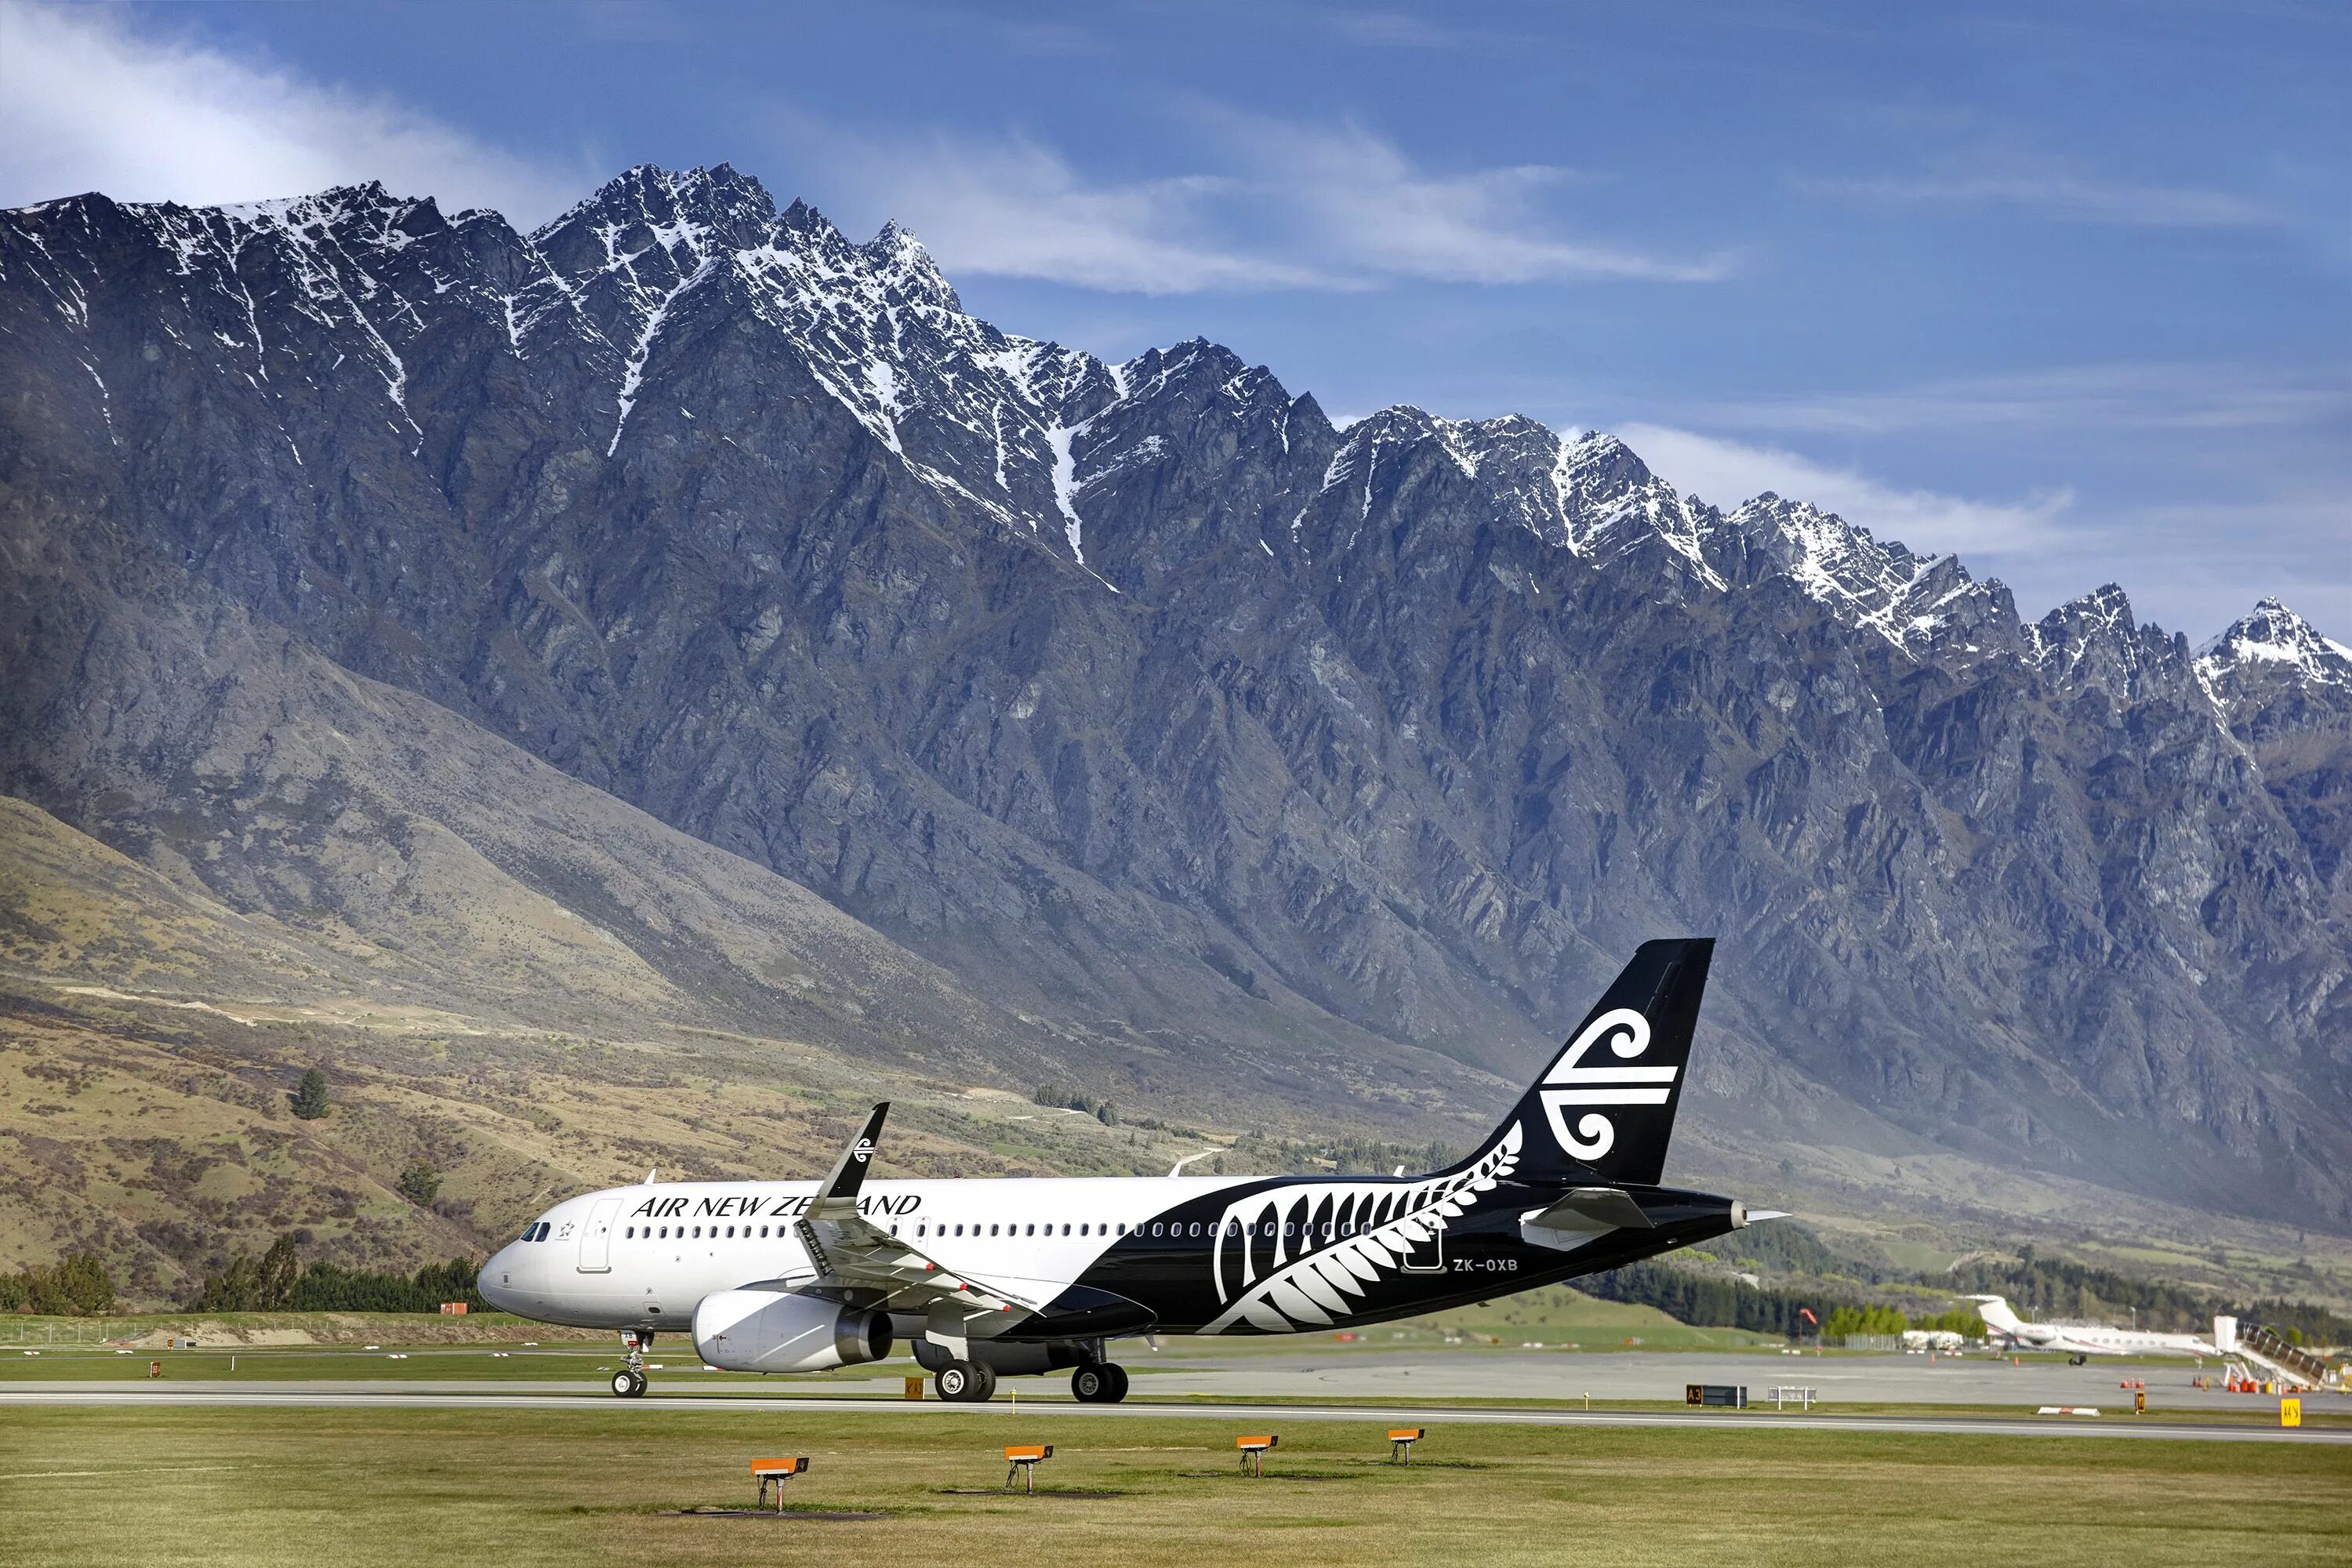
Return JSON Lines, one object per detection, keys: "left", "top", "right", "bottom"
{"left": 578, "top": 1198, "right": 621, "bottom": 1272}
{"left": 1399, "top": 1221, "right": 1443, "bottom": 1273}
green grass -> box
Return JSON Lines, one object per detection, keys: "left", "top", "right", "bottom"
{"left": 0, "top": 1343, "right": 903, "bottom": 1385}
{"left": 2, "top": 1406, "right": 2346, "bottom": 1567}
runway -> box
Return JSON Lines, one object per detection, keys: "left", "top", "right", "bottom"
{"left": 5, "top": 1386, "right": 2343, "bottom": 1444}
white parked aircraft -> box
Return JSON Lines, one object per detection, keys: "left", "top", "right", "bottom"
{"left": 481, "top": 939, "right": 1769, "bottom": 1401}
{"left": 1966, "top": 1294, "right": 2217, "bottom": 1365}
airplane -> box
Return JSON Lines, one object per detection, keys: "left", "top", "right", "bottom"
{"left": 1965, "top": 1294, "right": 2216, "bottom": 1365}
{"left": 480, "top": 938, "right": 1773, "bottom": 1402}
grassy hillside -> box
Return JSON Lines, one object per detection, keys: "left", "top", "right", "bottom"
{"left": 7, "top": 786, "right": 2350, "bottom": 1319}
{"left": 0, "top": 792, "right": 1239, "bottom": 1299}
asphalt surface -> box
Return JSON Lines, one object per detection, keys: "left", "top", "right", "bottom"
{"left": 1127, "top": 1347, "right": 2299, "bottom": 1412}
{"left": 5, "top": 1385, "right": 2342, "bottom": 1445}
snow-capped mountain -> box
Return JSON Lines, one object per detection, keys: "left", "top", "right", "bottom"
{"left": 2199, "top": 597, "right": 2352, "bottom": 688}
{"left": 2, "top": 165, "right": 2347, "bottom": 1228}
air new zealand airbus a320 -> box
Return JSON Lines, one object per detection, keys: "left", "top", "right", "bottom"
{"left": 481, "top": 938, "right": 1771, "bottom": 1401}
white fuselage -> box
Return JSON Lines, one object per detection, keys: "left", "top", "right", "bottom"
{"left": 480, "top": 1174, "right": 1238, "bottom": 1333}
{"left": 1999, "top": 1323, "right": 2214, "bottom": 1358}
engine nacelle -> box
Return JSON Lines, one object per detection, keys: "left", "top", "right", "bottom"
{"left": 692, "top": 1288, "right": 891, "bottom": 1373}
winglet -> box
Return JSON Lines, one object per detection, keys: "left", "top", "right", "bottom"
{"left": 814, "top": 1103, "right": 889, "bottom": 1204}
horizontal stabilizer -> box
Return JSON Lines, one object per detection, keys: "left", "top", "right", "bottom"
{"left": 1528, "top": 1186, "right": 1654, "bottom": 1232}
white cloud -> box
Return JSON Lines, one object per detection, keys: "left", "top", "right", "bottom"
{"left": 800, "top": 130, "right": 1336, "bottom": 294}
{"left": 1616, "top": 423, "right": 2074, "bottom": 556}
{"left": 1674, "top": 362, "right": 2347, "bottom": 438}
{"left": 1237, "top": 118, "right": 1740, "bottom": 285}
{"left": 1806, "top": 158, "right": 2271, "bottom": 229}
{"left": 0, "top": 0, "right": 572, "bottom": 223}
{"left": 791, "top": 111, "right": 1735, "bottom": 294}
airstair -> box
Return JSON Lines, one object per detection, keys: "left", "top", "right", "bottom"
{"left": 2216, "top": 1316, "right": 2343, "bottom": 1394}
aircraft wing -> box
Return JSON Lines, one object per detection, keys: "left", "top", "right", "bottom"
{"left": 792, "top": 1104, "right": 1046, "bottom": 1315}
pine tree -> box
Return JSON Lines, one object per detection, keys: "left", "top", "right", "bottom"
{"left": 397, "top": 1162, "right": 441, "bottom": 1207}
{"left": 290, "top": 1068, "right": 330, "bottom": 1120}
{"left": 254, "top": 1235, "right": 300, "bottom": 1309}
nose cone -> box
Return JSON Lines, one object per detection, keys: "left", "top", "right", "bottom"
{"left": 477, "top": 1245, "right": 522, "bottom": 1314}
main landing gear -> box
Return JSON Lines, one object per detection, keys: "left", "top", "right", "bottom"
{"left": 935, "top": 1359, "right": 997, "bottom": 1403}
{"left": 1071, "top": 1362, "right": 1130, "bottom": 1403}
{"left": 612, "top": 1330, "right": 651, "bottom": 1397}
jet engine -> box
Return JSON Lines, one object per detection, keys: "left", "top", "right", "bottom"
{"left": 691, "top": 1288, "right": 891, "bottom": 1373}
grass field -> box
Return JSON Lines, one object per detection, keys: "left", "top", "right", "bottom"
{"left": 2, "top": 1406, "right": 2346, "bottom": 1568}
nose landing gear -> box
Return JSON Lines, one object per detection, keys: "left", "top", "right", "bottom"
{"left": 612, "top": 1330, "right": 652, "bottom": 1397}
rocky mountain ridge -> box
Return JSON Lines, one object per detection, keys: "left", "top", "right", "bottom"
{"left": 2, "top": 163, "right": 2345, "bottom": 1229}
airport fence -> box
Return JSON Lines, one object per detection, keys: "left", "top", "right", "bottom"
{"left": 0, "top": 1319, "right": 110, "bottom": 1346}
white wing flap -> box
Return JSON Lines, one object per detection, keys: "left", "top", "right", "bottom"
{"left": 791, "top": 1105, "right": 1043, "bottom": 1313}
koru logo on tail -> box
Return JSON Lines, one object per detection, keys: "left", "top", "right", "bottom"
{"left": 850, "top": 1138, "right": 876, "bottom": 1164}
{"left": 1538, "top": 1007, "right": 1675, "bottom": 1161}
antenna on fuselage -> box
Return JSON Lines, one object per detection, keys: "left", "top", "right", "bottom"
{"left": 644, "top": 1168, "right": 656, "bottom": 1184}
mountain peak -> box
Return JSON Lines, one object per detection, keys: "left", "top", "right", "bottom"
{"left": 862, "top": 219, "right": 960, "bottom": 311}
{"left": 1562, "top": 430, "right": 1652, "bottom": 481}
{"left": 2198, "top": 598, "right": 2352, "bottom": 686}
{"left": 535, "top": 162, "right": 778, "bottom": 249}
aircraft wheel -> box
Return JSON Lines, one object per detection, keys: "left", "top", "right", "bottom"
{"left": 611, "top": 1369, "right": 647, "bottom": 1398}
{"left": 1072, "top": 1363, "right": 1110, "bottom": 1403}
{"left": 936, "top": 1359, "right": 991, "bottom": 1403}
{"left": 1103, "top": 1363, "right": 1130, "bottom": 1403}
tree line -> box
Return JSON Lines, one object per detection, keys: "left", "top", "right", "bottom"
{"left": 1583, "top": 1236, "right": 2352, "bottom": 1345}
{"left": 187, "top": 1236, "right": 487, "bottom": 1313}
{"left": 0, "top": 1254, "right": 118, "bottom": 1316}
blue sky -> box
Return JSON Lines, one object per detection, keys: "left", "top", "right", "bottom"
{"left": 3, "top": 1, "right": 2343, "bottom": 639}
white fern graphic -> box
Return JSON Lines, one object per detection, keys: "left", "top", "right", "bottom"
{"left": 1201, "top": 1123, "right": 1522, "bottom": 1333}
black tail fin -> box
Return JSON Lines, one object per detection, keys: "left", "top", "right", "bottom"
{"left": 1492, "top": 938, "right": 1714, "bottom": 1187}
